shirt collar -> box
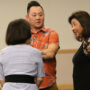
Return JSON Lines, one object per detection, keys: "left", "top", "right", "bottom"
{"left": 31, "top": 27, "right": 48, "bottom": 34}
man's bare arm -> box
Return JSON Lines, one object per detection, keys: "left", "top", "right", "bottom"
{"left": 41, "top": 43, "right": 59, "bottom": 60}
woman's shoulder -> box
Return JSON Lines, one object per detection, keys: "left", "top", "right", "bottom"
{"left": 26, "top": 45, "right": 41, "bottom": 54}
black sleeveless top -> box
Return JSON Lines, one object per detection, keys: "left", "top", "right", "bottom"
{"left": 73, "top": 44, "right": 90, "bottom": 90}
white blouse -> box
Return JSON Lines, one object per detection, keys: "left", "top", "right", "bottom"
{"left": 0, "top": 45, "right": 45, "bottom": 90}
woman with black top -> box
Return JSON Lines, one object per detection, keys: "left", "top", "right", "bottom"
{"left": 68, "top": 11, "right": 90, "bottom": 90}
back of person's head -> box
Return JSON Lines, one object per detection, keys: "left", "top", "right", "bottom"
{"left": 27, "top": 0, "right": 43, "bottom": 13}
{"left": 6, "top": 19, "right": 31, "bottom": 45}
{"left": 68, "top": 10, "right": 90, "bottom": 39}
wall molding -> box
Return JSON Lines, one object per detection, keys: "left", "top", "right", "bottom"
{"left": 58, "top": 49, "right": 77, "bottom": 54}
{"left": 57, "top": 84, "right": 73, "bottom": 90}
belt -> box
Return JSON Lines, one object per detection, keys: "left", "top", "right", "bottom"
{"left": 5, "top": 74, "right": 35, "bottom": 84}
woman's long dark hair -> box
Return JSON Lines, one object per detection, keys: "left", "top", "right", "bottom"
{"left": 68, "top": 11, "right": 90, "bottom": 40}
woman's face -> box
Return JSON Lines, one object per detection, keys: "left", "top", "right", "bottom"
{"left": 71, "top": 18, "right": 83, "bottom": 40}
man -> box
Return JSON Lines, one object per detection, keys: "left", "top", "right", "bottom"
{"left": 26, "top": 1, "right": 59, "bottom": 90}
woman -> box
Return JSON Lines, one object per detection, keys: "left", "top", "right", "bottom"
{"left": 69, "top": 11, "right": 90, "bottom": 90}
{"left": 0, "top": 19, "right": 45, "bottom": 90}
{"left": 68, "top": 11, "right": 90, "bottom": 90}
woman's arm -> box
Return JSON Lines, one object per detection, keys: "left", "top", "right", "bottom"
{"left": 0, "top": 78, "right": 5, "bottom": 87}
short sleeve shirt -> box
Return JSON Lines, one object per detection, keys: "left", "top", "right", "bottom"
{"left": 30, "top": 27, "right": 59, "bottom": 89}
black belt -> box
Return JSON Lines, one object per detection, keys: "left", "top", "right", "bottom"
{"left": 5, "top": 74, "right": 35, "bottom": 84}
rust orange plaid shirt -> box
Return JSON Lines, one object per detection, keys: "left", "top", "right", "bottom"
{"left": 30, "top": 27, "right": 59, "bottom": 89}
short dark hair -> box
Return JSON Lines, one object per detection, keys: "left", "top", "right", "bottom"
{"left": 27, "top": 1, "right": 43, "bottom": 13}
{"left": 6, "top": 19, "right": 31, "bottom": 45}
{"left": 68, "top": 11, "right": 90, "bottom": 39}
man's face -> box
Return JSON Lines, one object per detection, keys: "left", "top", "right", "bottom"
{"left": 26, "top": 6, "right": 44, "bottom": 29}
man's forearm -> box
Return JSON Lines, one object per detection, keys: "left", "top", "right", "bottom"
{"left": 41, "top": 44, "right": 59, "bottom": 60}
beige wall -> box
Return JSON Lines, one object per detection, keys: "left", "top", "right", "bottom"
{"left": 56, "top": 51, "right": 75, "bottom": 84}
{"left": 56, "top": 50, "right": 75, "bottom": 89}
